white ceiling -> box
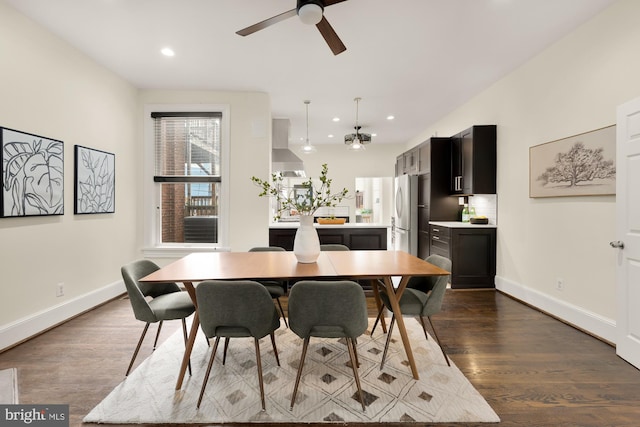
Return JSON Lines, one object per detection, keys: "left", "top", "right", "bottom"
{"left": 6, "top": 0, "right": 614, "bottom": 148}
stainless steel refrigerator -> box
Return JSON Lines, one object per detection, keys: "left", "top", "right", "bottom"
{"left": 393, "top": 174, "right": 418, "bottom": 255}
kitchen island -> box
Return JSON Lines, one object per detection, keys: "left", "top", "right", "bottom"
{"left": 269, "top": 222, "right": 390, "bottom": 251}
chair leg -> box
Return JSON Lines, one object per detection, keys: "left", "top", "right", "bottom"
{"left": 351, "top": 338, "right": 360, "bottom": 368}
{"left": 380, "top": 315, "right": 396, "bottom": 370}
{"left": 222, "top": 337, "right": 230, "bottom": 365}
{"left": 197, "top": 336, "right": 220, "bottom": 409}
{"left": 152, "top": 321, "right": 163, "bottom": 350}
{"left": 126, "top": 322, "right": 150, "bottom": 376}
{"left": 417, "top": 315, "right": 430, "bottom": 342}
{"left": 425, "top": 316, "right": 450, "bottom": 367}
{"left": 347, "top": 337, "right": 366, "bottom": 411}
{"left": 270, "top": 332, "right": 280, "bottom": 366}
{"left": 370, "top": 304, "right": 385, "bottom": 336}
{"left": 181, "top": 318, "right": 192, "bottom": 376}
{"left": 290, "top": 336, "right": 310, "bottom": 410}
{"left": 275, "top": 297, "right": 289, "bottom": 328}
{"left": 254, "top": 337, "right": 266, "bottom": 411}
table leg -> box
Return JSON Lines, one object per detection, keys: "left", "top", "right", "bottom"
{"left": 176, "top": 282, "right": 199, "bottom": 390}
{"left": 369, "top": 279, "right": 387, "bottom": 333}
{"left": 382, "top": 275, "right": 419, "bottom": 380}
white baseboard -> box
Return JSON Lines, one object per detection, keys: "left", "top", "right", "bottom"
{"left": 0, "top": 280, "right": 125, "bottom": 352}
{"left": 495, "top": 275, "right": 616, "bottom": 343}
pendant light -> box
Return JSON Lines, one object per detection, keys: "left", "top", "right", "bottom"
{"left": 346, "top": 97, "right": 369, "bottom": 151}
{"left": 300, "top": 100, "right": 317, "bottom": 154}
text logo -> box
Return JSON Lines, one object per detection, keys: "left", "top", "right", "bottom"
{"left": 1, "top": 405, "right": 69, "bottom": 426}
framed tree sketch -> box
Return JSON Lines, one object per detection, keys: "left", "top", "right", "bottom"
{"left": 529, "top": 125, "right": 616, "bottom": 198}
{"left": 74, "top": 145, "right": 115, "bottom": 214}
{"left": 1, "top": 127, "right": 64, "bottom": 217}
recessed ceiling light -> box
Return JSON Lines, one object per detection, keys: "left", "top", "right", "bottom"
{"left": 371, "top": 133, "right": 377, "bottom": 137}
{"left": 161, "top": 47, "right": 175, "bottom": 57}
{"left": 386, "top": 115, "right": 395, "bottom": 120}
{"left": 332, "top": 117, "right": 340, "bottom": 122}
{"left": 328, "top": 134, "right": 334, "bottom": 138}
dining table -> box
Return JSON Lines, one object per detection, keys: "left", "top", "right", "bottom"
{"left": 139, "top": 250, "right": 450, "bottom": 389}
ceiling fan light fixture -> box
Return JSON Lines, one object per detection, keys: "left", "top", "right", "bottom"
{"left": 298, "top": 2, "right": 323, "bottom": 25}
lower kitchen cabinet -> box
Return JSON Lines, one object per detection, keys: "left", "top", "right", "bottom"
{"left": 269, "top": 226, "right": 388, "bottom": 251}
{"left": 430, "top": 224, "right": 496, "bottom": 289}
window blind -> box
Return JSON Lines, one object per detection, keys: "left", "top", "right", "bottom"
{"left": 152, "top": 112, "right": 222, "bottom": 183}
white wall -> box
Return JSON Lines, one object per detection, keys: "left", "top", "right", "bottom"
{"left": 137, "top": 90, "right": 272, "bottom": 255}
{"left": 0, "top": 1, "right": 138, "bottom": 348}
{"left": 407, "top": 0, "right": 640, "bottom": 341}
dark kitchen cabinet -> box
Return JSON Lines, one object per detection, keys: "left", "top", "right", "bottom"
{"left": 451, "top": 125, "right": 496, "bottom": 195}
{"left": 396, "top": 147, "right": 420, "bottom": 176}
{"left": 415, "top": 138, "right": 460, "bottom": 258}
{"left": 429, "top": 224, "right": 496, "bottom": 289}
{"left": 269, "top": 227, "right": 388, "bottom": 251}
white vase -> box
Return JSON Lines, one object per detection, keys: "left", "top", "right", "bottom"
{"left": 293, "top": 214, "right": 320, "bottom": 263}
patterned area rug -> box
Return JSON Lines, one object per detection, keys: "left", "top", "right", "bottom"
{"left": 84, "top": 318, "right": 499, "bottom": 424}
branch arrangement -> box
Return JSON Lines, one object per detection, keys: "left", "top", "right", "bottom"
{"left": 251, "top": 163, "right": 349, "bottom": 220}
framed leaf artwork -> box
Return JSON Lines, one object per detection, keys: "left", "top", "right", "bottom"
{"left": 1, "top": 127, "right": 64, "bottom": 217}
{"left": 529, "top": 125, "right": 616, "bottom": 198}
{"left": 74, "top": 145, "right": 115, "bottom": 214}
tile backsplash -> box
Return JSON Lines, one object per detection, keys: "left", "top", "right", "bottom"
{"left": 469, "top": 194, "right": 497, "bottom": 225}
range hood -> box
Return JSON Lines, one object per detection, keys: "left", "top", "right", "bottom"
{"left": 272, "top": 118, "right": 305, "bottom": 177}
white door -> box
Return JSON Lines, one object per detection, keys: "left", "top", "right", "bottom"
{"left": 615, "top": 96, "right": 640, "bottom": 369}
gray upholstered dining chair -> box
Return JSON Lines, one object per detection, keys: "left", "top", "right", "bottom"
{"left": 372, "top": 254, "right": 452, "bottom": 369}
{"left": 287, "top": 280, "right": 368, "bottom": 411}
{"left": 195, "top": 280, "right": 281, "bottom": 410}
{"left": 320, "top": 243, "right": 350, "bottom": 251}
{"left": 248, "top": 246, "right": 289, "bottom": 327}
{"left": 121, "top": 259, "right": 196, "bottom": 376}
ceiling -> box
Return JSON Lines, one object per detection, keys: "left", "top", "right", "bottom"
{"left": 6, "top": 0, "right": 615, "bottom": 148}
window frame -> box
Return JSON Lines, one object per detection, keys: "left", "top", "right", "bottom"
{"left": 143, "top": 104, "right": 230, "bottom": 257}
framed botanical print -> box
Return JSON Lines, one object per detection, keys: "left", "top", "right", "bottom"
{"left": 1, "top": 127, "right": 64, "bottom": 217}
{"left": 529, "top": 125, "right": 616, "bottom": 198}
{"left": 74, "top": 145, "right": 115, "bottom": 214}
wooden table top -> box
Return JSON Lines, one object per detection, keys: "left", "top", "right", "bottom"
{"left": 140, "top": 250, "right": 450, "bottom": 283}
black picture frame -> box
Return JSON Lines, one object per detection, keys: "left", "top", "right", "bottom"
{"left": 74, "top": 145, "right": 115, "bottom": 214}
{"left": 1, "top": 127, "right": 64, "bottom": 218}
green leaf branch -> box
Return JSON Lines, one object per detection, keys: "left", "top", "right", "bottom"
{"left": 251, "top": 163, "right": 349, "bottom": 220}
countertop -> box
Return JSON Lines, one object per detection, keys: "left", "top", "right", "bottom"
{"left": 270, "top": 222, "right": 391, "bottom": 229}
{"left": 429, "top": 221, "right": 497, "bottom": 228}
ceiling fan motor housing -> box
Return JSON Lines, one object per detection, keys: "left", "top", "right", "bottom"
{"left": 297, "top": 0, "right": 325, "bottom": 12}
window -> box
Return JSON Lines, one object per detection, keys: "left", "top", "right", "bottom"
{"left": 151, "top": 111, "right": 223, "bottom": 245}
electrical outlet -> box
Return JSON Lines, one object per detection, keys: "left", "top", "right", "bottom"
{"left": 556, "top": 278, "right": 564, "bottom": 291}
{"left": 56, "top": 283, "right": 64, "bottom": 297}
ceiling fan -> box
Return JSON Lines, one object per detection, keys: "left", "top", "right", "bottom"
{"left": 236, "top": 0, "right": 348, "bottom": 55}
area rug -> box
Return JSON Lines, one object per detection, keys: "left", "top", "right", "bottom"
{"left": 0, "top": 368, "right": 19, "bottom": 404}
{"left": 84, "top": 318, "right": 499, "bottom": 424}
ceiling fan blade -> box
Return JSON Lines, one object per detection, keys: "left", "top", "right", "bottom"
{"left": 236, "top": 9, "right": 297, "bottom": 36}
{"left": 316, "top": 16, "right": 346, "bottom": 55}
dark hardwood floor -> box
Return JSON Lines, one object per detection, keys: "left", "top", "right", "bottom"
{"left": 1, "top": 290, "right": 639, "bottom": 427}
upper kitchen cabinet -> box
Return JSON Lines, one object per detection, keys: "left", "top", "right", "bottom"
{"left": 396, "top": 147, "right": 419, "bottom": 176}
{"left": 396, "top": 143, "right": 430, "bottom": 176}
{"left": 451, "top": 125, "right": 496, "bottom": 194}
